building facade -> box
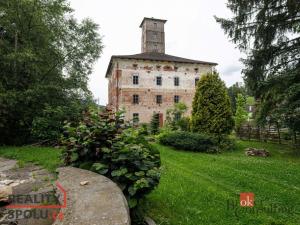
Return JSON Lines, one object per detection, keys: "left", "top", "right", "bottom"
{"left": 106, "top": 18, "right": 217, "bottom": 124}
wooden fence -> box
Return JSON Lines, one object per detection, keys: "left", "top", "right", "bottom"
{"left": 237, "top": 125, "right": 299, "bottom": 145}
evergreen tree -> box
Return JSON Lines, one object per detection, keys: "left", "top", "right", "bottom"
{"left": 234, "top": 94, "right": 248, "bottom": 134}
{"left": 215, "top": 0, "right": 300, "bottom": 138}
{"left": 150, "top": 113, "right": 160, "bottom": 135}
{"left": 191, "top": 72, "right": 234, "bottom": 139}
{"left": 227, "top": 82, "right": 246, "bottom": 114}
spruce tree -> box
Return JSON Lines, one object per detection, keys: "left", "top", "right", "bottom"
{"left": 234, "top": 94, "right": 248, "bottom": 134}
{"left": 191, "top": 72, "right": 234, "bottom": 139}
{"left": 150, "top": 113, "right": 160, "bottom": 135}
{"left": 215, "top": 0, "right": 300, "bottom": 138}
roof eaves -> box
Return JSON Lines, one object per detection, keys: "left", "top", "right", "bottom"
{"left": 139, "top": 17, "right": 167, "bottom": 28}
{"left": 111, "top": 55, "right": 218, "bottom": 66}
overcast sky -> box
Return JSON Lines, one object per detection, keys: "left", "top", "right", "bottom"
{"left": 69, "top": 0, "right": 244, "bottom": 105}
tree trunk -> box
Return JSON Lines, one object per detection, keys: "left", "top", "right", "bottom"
{"left": 257, "top": 126, "right": 261, "bottom": 142}
{"left": 14, "top": 30, "right": 18, "bottom": 76}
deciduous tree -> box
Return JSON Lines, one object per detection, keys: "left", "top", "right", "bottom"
{"left": 0, "top": 0, "right": 103, "bottom": 144}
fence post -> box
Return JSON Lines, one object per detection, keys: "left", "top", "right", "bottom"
{"left": 248, "top": 124, "right": 251, "bottom": 141}
{"left": 276, "top": 122, "right": 281, "bottom": 144}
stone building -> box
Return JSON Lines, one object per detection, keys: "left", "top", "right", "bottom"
{"left": 106, "top": 17, "right": 217, "bottom": 125}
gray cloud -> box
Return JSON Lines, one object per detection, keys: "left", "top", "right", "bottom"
{"left": 221, "top": 65, "right": 242, "bottom": 76}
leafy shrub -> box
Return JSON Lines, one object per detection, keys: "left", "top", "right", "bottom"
{"left": 158, "top": 131, "right": 218, "bottom": 153}
{"left": 165, "top": 102, "right": 189, "bottom": 131}
{"left": 218, "top": 136, "right": 236, "bottom": 151}
{"left": 61, "top": 108, "right": 161, "bottom": 209}
{"left": 139, "top": 123, "right": 149, "bottom": 136}
{"left": 177, "top": 117, "right": 190, "bottom": 131}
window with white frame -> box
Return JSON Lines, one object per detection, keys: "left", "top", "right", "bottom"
{"left": 156, "top": 95, "right": 162, "bottom": 104}
{"left": 174, "top": 95, "right": 180, "bottom": 103}
{"left": 174, "top": 113, "right": 181, "bottom": 121}
{"left": 133, "top": 113, "right": 139, "bottom": 124}
{"left": 133, "top": 74, "right": 139, "bottom": 85}
{"left": 156, "top": 76, "right": 162, "bottom": 86}
{"left": 174, "top": 77, "right": 180, "bottom": 86}
{"left": 133, "top": 94, "right": 139, "bottom": 104}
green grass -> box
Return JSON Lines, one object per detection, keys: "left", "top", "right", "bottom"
{"left": 143, "top": 140, "right": 300, "bottom": 225}
{"left": 0, "top": 146, "right": 62, "bottom": 172}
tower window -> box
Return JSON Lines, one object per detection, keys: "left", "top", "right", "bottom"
{"left": 156, "top": 76, "right": 162, "bottom": 86}
{"left": 133, "top": 74, "right": 139, "bottom": 85}
{"left": 133, "top": 95, "right": 139, "bottom": 104}
{"left": 174, "top": 95, "right": 180, "bottom": 103}
{"left": 153, "top": 32, "right": 158, "bottom": 39}
{"left": 133, "top": 113, "right": 139, "bottom": 124}
{"left": 154, "top": 22, "right": 157, "bottom": 28}
{"left": 174, "top": 77, "right": 180, "bottom": 86}
{"left": 195, "top": 78, "right": 199, "bottom": 86}
{"left": 156, "top": 95, "right": 162, "bottom": 104}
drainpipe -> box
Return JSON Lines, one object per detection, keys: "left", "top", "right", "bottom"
{"left": 116, "top": 62, "right": 119, "bottom": 111}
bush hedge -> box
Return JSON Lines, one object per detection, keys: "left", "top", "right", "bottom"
{"left": 158, "top": 131, "right": 218, "bottom": 153}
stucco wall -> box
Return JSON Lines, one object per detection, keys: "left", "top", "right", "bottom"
{"left": 107, "top": 59, "right": 214, "bottom": 124}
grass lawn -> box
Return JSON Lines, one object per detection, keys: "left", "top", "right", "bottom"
{"left": 143, "top": 140, "right": 300, "bottom": 225}
{"left": 0, "top": 146, "right": 62, "bottom": 172}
